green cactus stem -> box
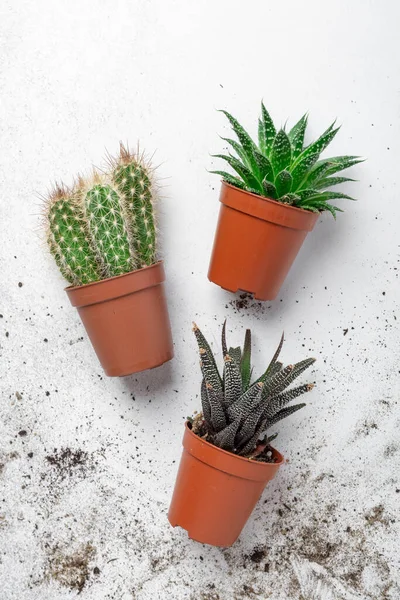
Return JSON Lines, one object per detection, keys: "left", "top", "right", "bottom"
{"left": 47, "top": 186, "right": 102, "bottom": 285}
{"left": 83, "top": 177, "right": 133, "bottom": 278}
{"left": 112, "top": 144, "right": 157, "bottom": 267}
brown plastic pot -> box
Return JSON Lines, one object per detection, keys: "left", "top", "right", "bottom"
{"left": 208, "top": 182, "right": 319, "bottom": 300}
{"left": 168, "top": 423, "right": 284, "bottom": 547}
{"left": 66, "top": 261, "right": 173, "bottom": 377}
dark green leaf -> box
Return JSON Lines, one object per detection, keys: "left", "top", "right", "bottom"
{"left": 280, "top": 193, "right": 300, "bottom": 205}
{"left": 254, "top": 151, "right": 274, "bottom": 182}
{"left": 275, "top": 170, "right": 293, "bottom": 197}
{"left": 209, "top": 171, "right": 247, "bottom": 190}
{"left": 315, "top": 176, "right": 356, "bottom": 189}
{"left": 262, "top": 179, "right": 277, "bottom": 199}
{"left": 296, "top": 204, "right": 320, "bottom": 213}
{"left": 270, "top": 129, "right": 292, "bottom": 175}
{"left": 212, "top": 154, "right": 262, "bottom": 192}
{"left": 299, "top": 161, "right": 333, "bottom": 190}
{"left": 288, "top": 113, "right": 308, "bottom": 158}
{"left": 304, "top": 191, "right": 356, "bottom": 202}
{"left": 291, "top": 122, "right": 339, "bottom": 170}
{"left": 297, "top": 189, "right": 321, "bottom": 202}
{"left": 219, "top": 110, "right": 260, "bottom": 179}
{"left": 290, "top": 151, "right": 320, "bottom": 190}
{"left": 259, "top": 103, "right": 276, "bottom": 155}
{"left": 220, "top": 137, "right": 248, "bottom": 165}
{"left": 324, "top": 155, "right": 365, "bottom": 175}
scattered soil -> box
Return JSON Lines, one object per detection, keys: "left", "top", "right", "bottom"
{"left": 46, "top": 543, "right": 96, "bottom": 593}
{"left": 45, "top": 448, "right": 92, "bottom": 481}
{"left": 364, "top": 504, "right": 390, "bottom": 527}
{"left": 228, "top": 293, "right": 266, "bottom": 315}
{"left": 248, "top": 548, "right": 267, "bottom": 564}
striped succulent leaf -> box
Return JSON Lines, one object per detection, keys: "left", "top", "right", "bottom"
{"left": 212, "top": 103, "right": 363, "bottom": 217}
{"left": 191, "top": 323, "right": 316, "bottom": 460}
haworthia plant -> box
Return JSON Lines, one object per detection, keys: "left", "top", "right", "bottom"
{"left": 191, "top": 323, "right": 315, "bottom": 461}
{"left": 211, "top": 103, "right": 363, "bottom": 218}
{"left": 45, "top": 144, "right": 157, "bottom": 286}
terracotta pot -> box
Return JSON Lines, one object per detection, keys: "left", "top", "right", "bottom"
{"left": 66, "top": 261, "right": 173, "bottom": 377}
{"left": 168, "top": 423, "right": 284, "bottom": 547}
{"left": 208, "top": 182, "right": 319, "bottom": 300}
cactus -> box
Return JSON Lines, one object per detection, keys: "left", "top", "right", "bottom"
{"left": 190, "top": 322, "right": 316, "bottom": 461}
{"left": 45, "top": 144, "right": 158, "bottom": 286}
{"left": 47, "top": 185, "right": 102, "bottom": 285}
{"left": 112, "top": 145, "right": 156, "bottom": 268}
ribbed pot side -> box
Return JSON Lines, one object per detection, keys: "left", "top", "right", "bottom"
{"left": 66, "top": 261, "right": 174, "bottom": 377}
{"left": 208, "top": 182, "right": 319, "bottom": 301}
{"left": 168, "top": 423, "right": 284, "bottom": 547}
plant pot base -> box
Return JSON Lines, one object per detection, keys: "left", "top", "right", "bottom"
{"left": 210, "top": 280, "right": 275, "bottom": 301}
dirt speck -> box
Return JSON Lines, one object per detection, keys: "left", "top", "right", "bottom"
{"left": 364, "top": 505, "right": 390, "bottom": 527}
{"left": 46, "top": 543, "right": 95, "bottom": 593}
{"left": 45, "top": 448, "right": 92, "bottom": 480}
{"left": 249, "top": 547, "right": 267, "bottom": 564}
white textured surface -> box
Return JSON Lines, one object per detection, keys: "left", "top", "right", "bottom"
{"left": 0, "top": 1, "right": 399, "bottom": 598}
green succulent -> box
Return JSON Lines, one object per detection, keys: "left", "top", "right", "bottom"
{"left": 190, "top": 322, "right": 315, "bottom": 461}
{"left": 46, "top": 144, "right": 157, "bottom": 286}
{"left": 211, "top": 103, "right": 363, "bottom": 218}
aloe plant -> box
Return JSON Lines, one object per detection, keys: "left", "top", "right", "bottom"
{"left": 190, "top": 323, "right": 315, "bottom": 461}
{"left": 211, "top": 103, "right": 363, "bottom": 218}
{"left": 45, "top": 144, "right": 157, "bottom": 286}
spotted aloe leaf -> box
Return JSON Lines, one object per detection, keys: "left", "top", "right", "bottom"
{"left": 275, "top": 170, "right": 293, "bottom": 197}
{"left": 258, "top": 102, "right": 276, "bottom": 155}
{"left": 288, "top": 113, "right": 308, "bottom": 159}
{"left": 211, "top": 154, "right": 262, "bottom": 192}
{"left": 219, "top": 110, "right": 260, "bottom": 178}
{"left": 271, "top": 129, "right": 292, "bottom": 176}
{"left": 209, "top": 171, "right": 248, "bottom": 190}
{"left": 212, "top": 104, "right": 362, "bottom": 216}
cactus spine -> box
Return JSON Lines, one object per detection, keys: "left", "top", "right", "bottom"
{"left": 45, "top": 144, "right": 158, "bottom": 286}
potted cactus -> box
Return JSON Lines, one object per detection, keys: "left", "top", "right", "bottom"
{"left": 208, "top": 103, "right": 363, "bottom": 300}
{"left": 168, "top": 322, "right": 315, "bottom": 547}
{"left": 45, "top": 144, "right": 173, "bottom": 376}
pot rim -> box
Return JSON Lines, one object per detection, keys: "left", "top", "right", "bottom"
{"left": 65, "top": 260, "right": 165, "bottom": 308}
{"left": 220, "top": 181, "right": 319, "bottom": 231}
{"left": 183, "top": 421, "right": 284, "bottom": 481}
